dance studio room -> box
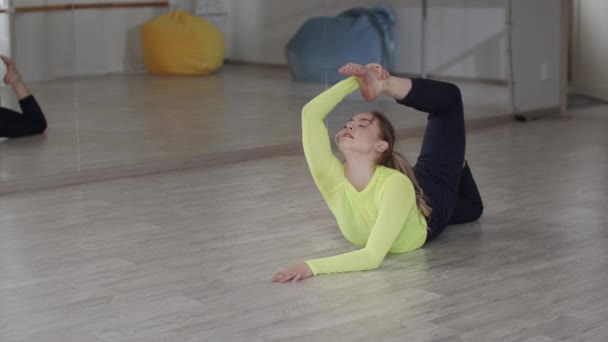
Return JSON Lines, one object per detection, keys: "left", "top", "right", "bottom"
{"left": 1, "top": 0, "right": 606, "bottom": 341}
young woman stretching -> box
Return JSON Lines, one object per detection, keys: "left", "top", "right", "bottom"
{"left": 272, "top": 63, "right": 483, "bottom": 283}
{"left": 0, "top": 55, "right": 47, "bottom": 139}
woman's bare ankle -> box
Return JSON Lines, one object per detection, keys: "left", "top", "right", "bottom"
{"left": 383, "top": 76, "right": 412, "bottom": 100}
{"left": 12, "top": 80, "right": 31, "bottom": 99}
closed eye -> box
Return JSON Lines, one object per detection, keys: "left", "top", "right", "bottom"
{"left": 358, "top": 119, "right": 372, "bottom": 127}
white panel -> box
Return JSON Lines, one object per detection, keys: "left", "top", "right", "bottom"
{"left": 510, "top": 0, "right": 561, "bottom": 111}
{"left": 572, "top": 0, "right": 608, "bottom": 100}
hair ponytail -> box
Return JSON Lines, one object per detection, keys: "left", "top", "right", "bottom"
{"left": 388, "top": 151, "right": 432, "bottom": 218}
{"left": 372, "top": 111, "right": 432, "bottom": 219}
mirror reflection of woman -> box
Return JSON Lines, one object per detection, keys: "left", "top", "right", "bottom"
{"left": 0, "top": 55, "right": 47, "bottom": 139}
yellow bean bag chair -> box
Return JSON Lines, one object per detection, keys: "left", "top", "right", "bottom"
{"left": 141, "top": 10, "right": 225, "bottom": 75}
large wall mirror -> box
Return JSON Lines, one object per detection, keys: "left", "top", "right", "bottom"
{"left": 0, "top": 0, "right": 514, "bottom": 193}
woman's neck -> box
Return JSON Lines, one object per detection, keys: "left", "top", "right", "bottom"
{"left": 344, "top": 155, "right": 377, "bottom": 191}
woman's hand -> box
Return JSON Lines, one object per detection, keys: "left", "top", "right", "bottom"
{"left": 272, "top": 262, "right": 313, "bottom": 283}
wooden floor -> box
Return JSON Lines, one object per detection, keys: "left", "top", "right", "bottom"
{"left": 0, "top": 102, "right": 606, "bottom": 341}
{"left": 0, "top": 64, "right": 510, "bottom": 183}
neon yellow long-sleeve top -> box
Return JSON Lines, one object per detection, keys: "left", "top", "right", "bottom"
{"left": 302, "top": 77, "right": 428, "bottom": 276}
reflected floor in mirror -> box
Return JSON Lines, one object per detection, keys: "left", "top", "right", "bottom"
{"left": 0, "top": 64, "right": 510, "bottom": 183}
{"left": 0, "top": 105, "right": 606, "bottom": 341}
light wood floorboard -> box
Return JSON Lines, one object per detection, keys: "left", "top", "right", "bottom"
{"left": 0, "top": 105, "right": 605, "bottom": 341}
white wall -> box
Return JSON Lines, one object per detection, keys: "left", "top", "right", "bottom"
{"left": 226, "top": 0, "right": 509, "bottom": 81}
{"left": 510, "top": 0, "right": 562, "bottom": 112}
{"left": 72, "top": 7, "right": 166, "bottom": 75}
{"left": 0, "top": 13, "right": 10, "bottom": 59}
{"left": 0, "top": 9, "right": 9, "bottom": 95}
{"left": 423, "top": 0, "right": 508, "bottom": 80}
{"left": 571, "top": 0, "right": 608, "bottom": 101}
{"left": 227, "top": 0, "right": 326, "bottom": 65}
{"left": 0, "top": 0, "right": 8, "bottom": 56}
{"left": 12, "top": 11, "right": 76, "bottom": 82}
{"left": 191, "top": 0, "right": 230, "bottom": 58}
{"left": 10, "top": 1, "right": 166, "bottom": 82}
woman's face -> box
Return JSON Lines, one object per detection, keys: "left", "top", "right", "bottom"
{"left": 336, "top": 112, "right": 387, "bottom": 155}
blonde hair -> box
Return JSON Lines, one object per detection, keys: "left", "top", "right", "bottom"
{"left": 372, "top": 111, "right": 432, "bottom": 218}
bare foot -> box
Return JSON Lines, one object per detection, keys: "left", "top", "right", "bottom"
{"left": 1, "top": 55, "right": 22, "bottom": 86}
{"left": 366, "top": 63, "right": 390, "bottom": 80}
{"left": 338, "top": 63, "right": 384, "bottom": 102}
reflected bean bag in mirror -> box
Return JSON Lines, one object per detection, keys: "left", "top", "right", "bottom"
{"left": 141, "top": 10, "right": 225, "bottom": 75}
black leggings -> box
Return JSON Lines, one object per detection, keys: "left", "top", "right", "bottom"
{"left": 0, "top": 95, "right": 47, "bottom": 138}
{"left": 397, "top": 78, "right": 483, "bottom": 242}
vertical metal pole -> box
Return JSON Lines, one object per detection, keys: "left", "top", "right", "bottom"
{"left": 421, "top": 0, "right": 427, "bottom": 78}
{"left": 506, "top": 0, "right": 517, "bottom": 115}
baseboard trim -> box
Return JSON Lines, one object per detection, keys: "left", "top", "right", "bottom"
{"left": 224, "top": 60, "right": 287, "bottom": 70}
{"left": 514, "top": 106, "right": 562, "bottom": 122}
